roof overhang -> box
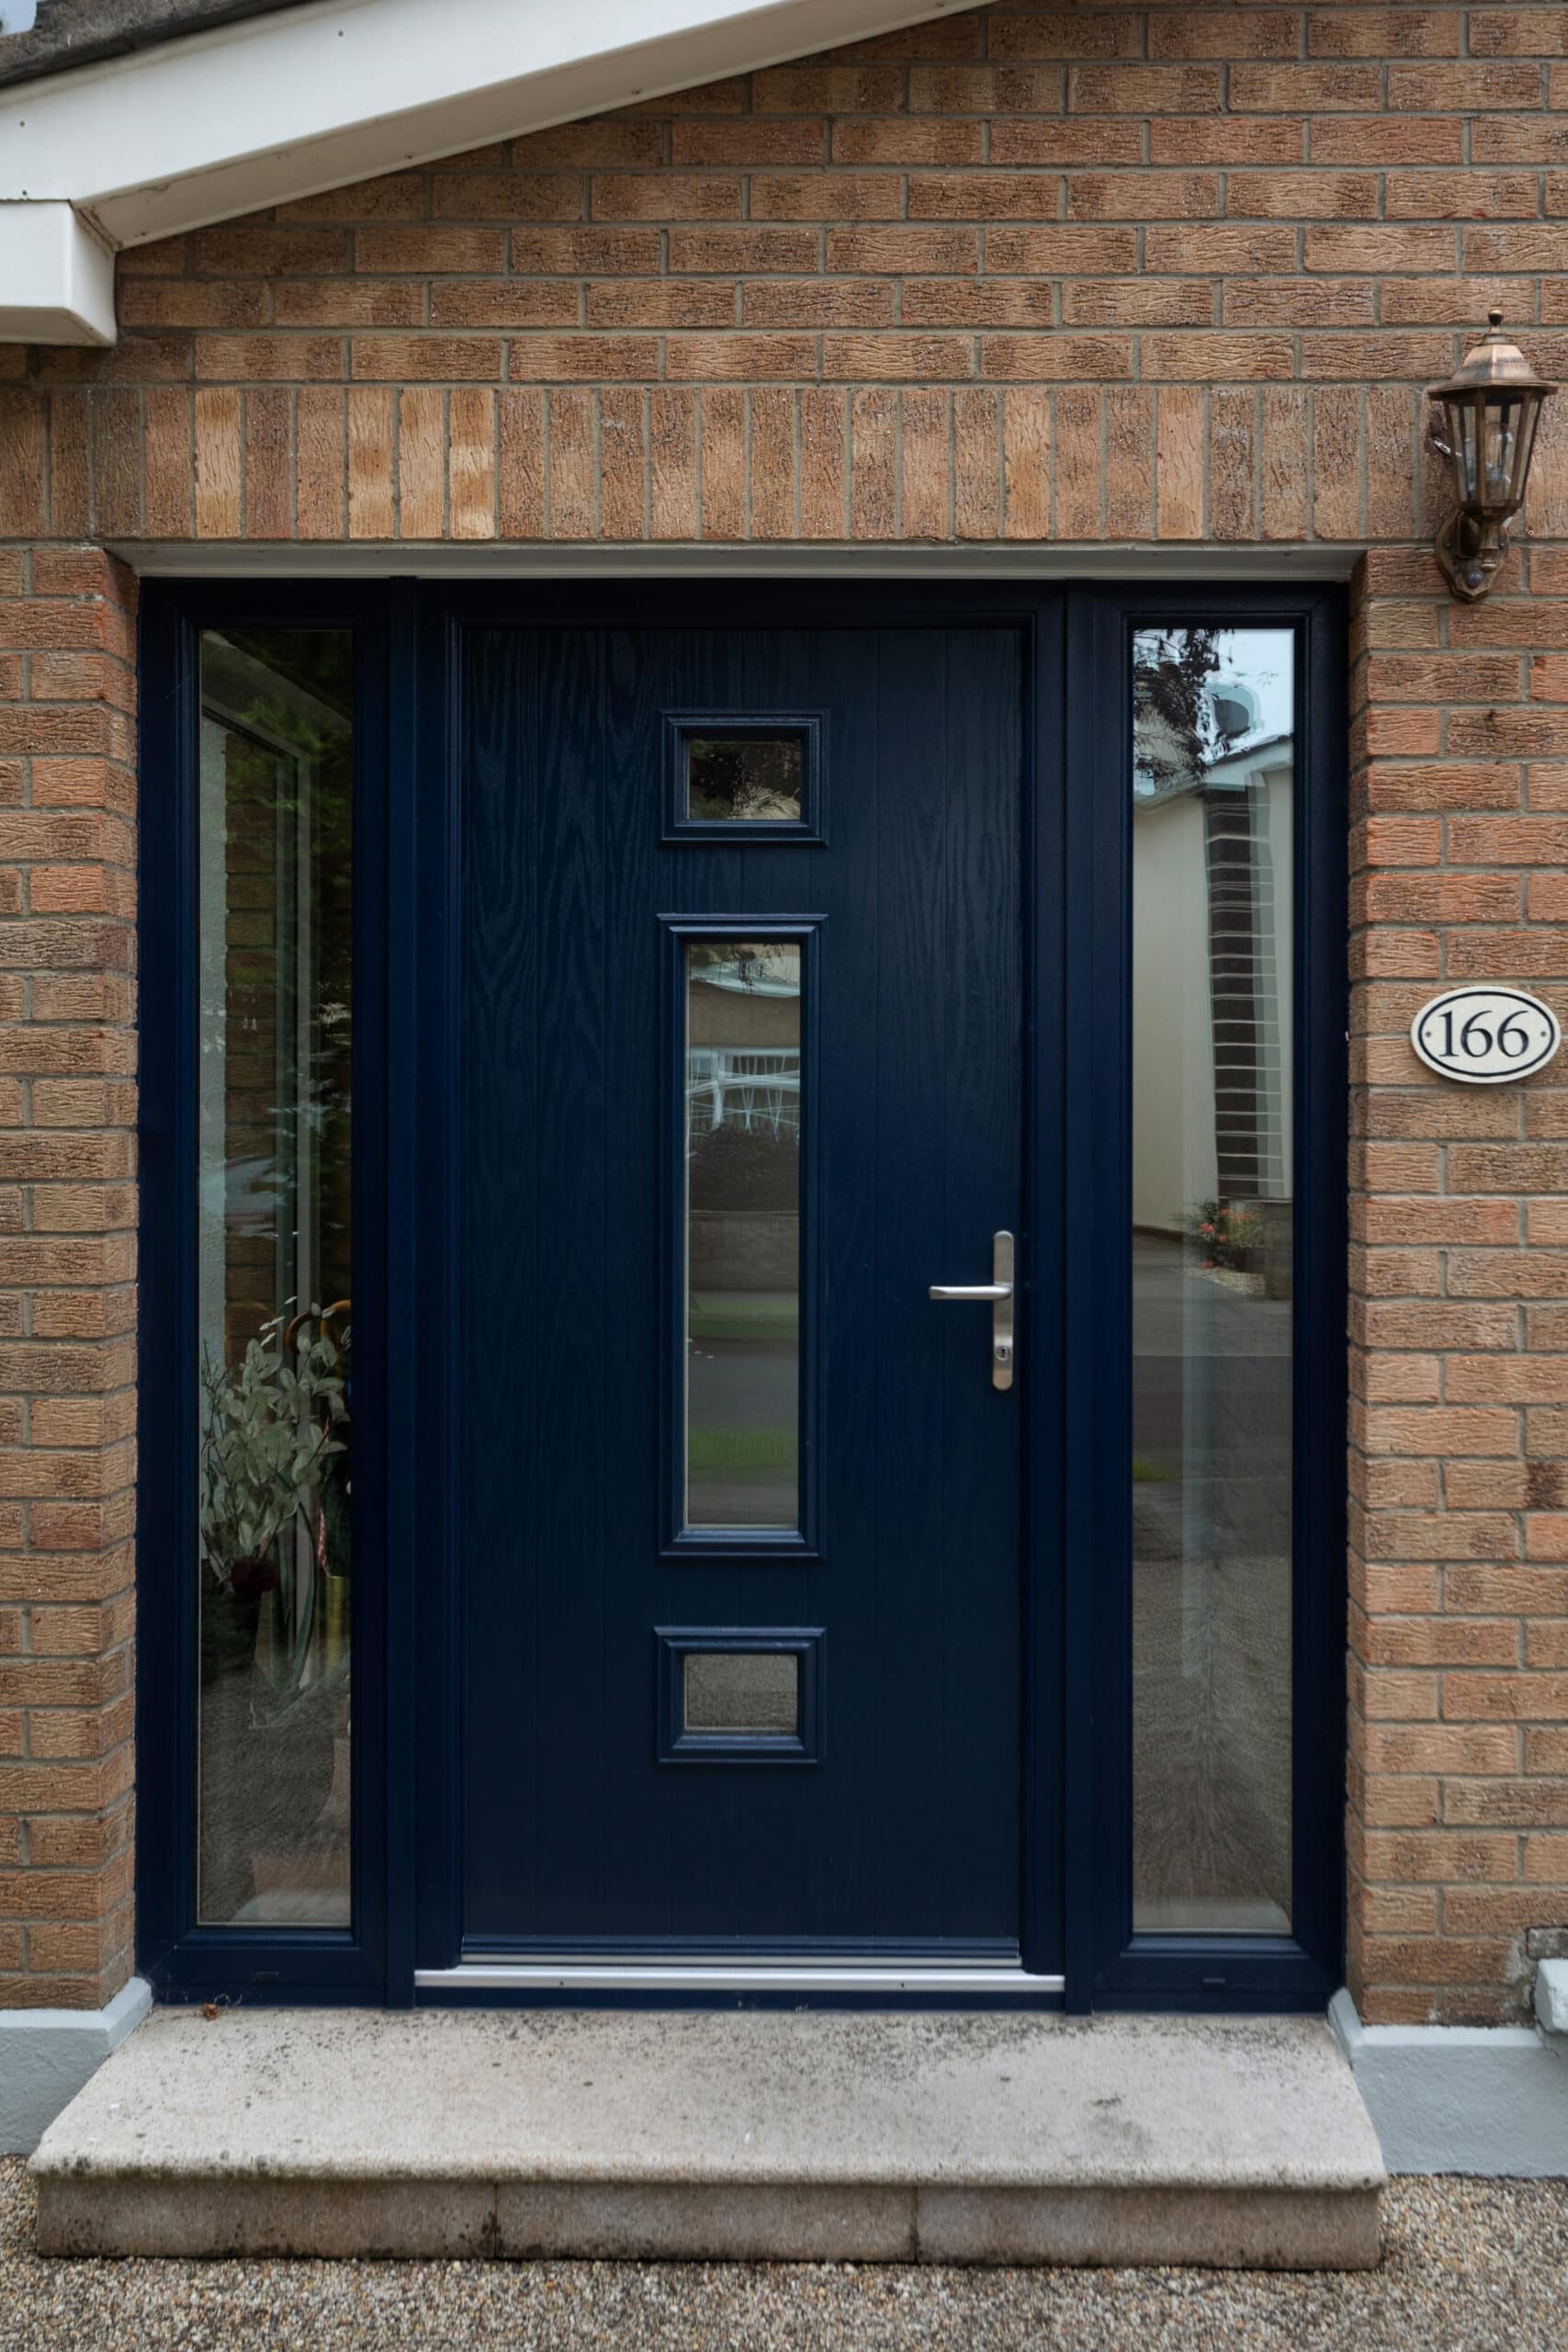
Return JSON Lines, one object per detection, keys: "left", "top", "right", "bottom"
{"left": 0, "top": 0, "right": 958, "bottom": 344}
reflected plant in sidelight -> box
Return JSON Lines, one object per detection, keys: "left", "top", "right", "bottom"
{"left": 197, "top": 625, "right": 355, "bottom": 1926}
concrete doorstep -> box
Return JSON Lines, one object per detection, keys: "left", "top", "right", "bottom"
{"left": 29, "top": 2008, "right": 1385, "bottom": 2268}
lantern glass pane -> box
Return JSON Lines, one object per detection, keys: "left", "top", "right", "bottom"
{"left": 1458, "top": 398, "right": 1481, "bottom": 503}
{"left": 1512, "top": 396, "right": 1542, "bottom": 508}
{"left": 1484, "top": 396, "right": 1520, "bottom": 506}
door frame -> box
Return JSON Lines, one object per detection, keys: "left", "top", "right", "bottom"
{"left": 135, "top": 577, "right": 1346, "bottom": 2013}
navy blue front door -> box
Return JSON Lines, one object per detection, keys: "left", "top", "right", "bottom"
{"left": 458, "top": 619, "right": 1027, "bottom": 1957}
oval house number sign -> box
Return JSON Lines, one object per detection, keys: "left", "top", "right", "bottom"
{"left": 1410, "top": 985, "right": 1562, "bottom": 1085}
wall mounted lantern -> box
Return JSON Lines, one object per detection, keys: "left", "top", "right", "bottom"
{"left": 1427, "top": 312, "right": 1557, "bottom": 603}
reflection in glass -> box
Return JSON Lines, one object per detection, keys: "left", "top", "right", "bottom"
{"left": 684, "top": 1651, "right": 800, "bottom": 1735}
{"left": 686, "top": 733, "right": 804, "bottom": 822}
{"left": 1131, "top": 627, "right": 1294, "bottom": 1936}
{"left": 684, "top": 940, "right": 801, "bottom": 1529}
{"left": 197, "top": 630, "right": 354, "bottom": 1927}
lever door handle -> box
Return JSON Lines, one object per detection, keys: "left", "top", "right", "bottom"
{"left": 928, "top": 1231, "right": 1015, "bottom": 1391}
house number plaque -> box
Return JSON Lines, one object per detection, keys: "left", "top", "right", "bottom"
{"left": 1410, "top": 985, "right": 1562, "bottom": 1085}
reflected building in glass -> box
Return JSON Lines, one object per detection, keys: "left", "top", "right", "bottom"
{"left": 1130, "top": 628, "right": 1295, "bottom": 1936}
{"left": 683, "top": 941, "right": 802, "bottom": 1532}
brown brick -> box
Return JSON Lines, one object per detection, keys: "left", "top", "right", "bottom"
{"left": 987, "top": 124, "right": 1146, "bottom": 169}
{"left": 1153, "top": 11, "right": 1299, "bottom": 60}
{"left": 1067, "top": 172, "right": 1221, "bottom": 221}
{"left": 908, "top": 67, "right": 1063, "bottom": 115}
{"left": 953, "top": 387, "right": 999, "bottom": 538}
{"left": 826, "top": 227, "right": 979, "bottom": 275}
{"left": 676, "top": 120, "right": 827, "bottom": 167}
{"left": 1224, "top": 279, "right": 1376, "bottom": 329}
{"left": 1390, "top": 64, "right": 1546, "bottom": 111}
{"left": 1232, "top": 171, "right": 1378, "bottom": 220}
{"left": 1306, "top": 226, "right": 1460, "bottom": 273}
{"left": 1314, "top": 118, "right": 1464, "bottom": 166}
{"left": 1471, "top": 8, "right": 1568, "bottom": 55}
{"left": 1388, "top": 172, "right": 1540, "bottom": 220}
{"left": 798, "top": 387, "right": 845, "bottom": 538}
{"left": 1234, "top": 64, "right": 1385, "bottom": 111}
{"left": 1145, "top": 225, "right": 1298, "bottom": 275}
{"left": 1068, "top": 67, "right": 1224, "bottom": 115}
{"left": 437, "top": 173, "right": 582, "bottom": 222}
{"left": 1151, "top": 120, "right": 1304, "bottom": 167}
{"left": 988, "top": 15, "right": 1140, "bottom": 62}
{"left": 753, "top": 174, "right": 899, "bottom": 221}
{"left": 700, "top": 387, "right": 746, "bottom": 541}
{"left": 832, "top": 116, "right": 989, "bottom": 166}
{"left": 900, "top": 387, "right": 949, "bottom": 540}
{"left": 749, "top": 386, "right": 795, "bottom": 540}
{"left": 649, "top": 388, "right": 697, "bottom": 540}
{"left": 670, "top": 334, "right": 818, "bottom": 381}
{"left": 1311, "top": 12, "right": 1462, "bottom": 59}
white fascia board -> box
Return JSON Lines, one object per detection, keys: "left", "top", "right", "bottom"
{"left": 1, "top": 0, "right": 955, "bottom": 249}
{"left": 0, "top": 198, "right": 116, "bottom": 342}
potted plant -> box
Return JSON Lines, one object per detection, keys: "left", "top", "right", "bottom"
{"left": 198, "top": 1316, "right": 347, "bottom": 1687}
{"left": 197, "top": 1316, "right": 349, "bottom": 1917}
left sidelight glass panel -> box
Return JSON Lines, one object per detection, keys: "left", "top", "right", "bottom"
{"left": 684, "top": 940, "right": 801, "bottom": 1530}
{"left": 197, "top": 630, "right": 354, "bottom": 1927}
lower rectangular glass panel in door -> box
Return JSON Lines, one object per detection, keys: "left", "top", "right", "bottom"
{"left": 684, "top": 938, "right": 801, "bottom": 1530}
{"left": 196, "top": 629, "right": 354, "bottom": 1927}
{"left": 1131, "top": 626, "right": 1294, "bottom": 1936}
{"left": 684, "top": 1651, "right": 799, "bottom": 1734}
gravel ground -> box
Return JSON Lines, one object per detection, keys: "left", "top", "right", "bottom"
{"left": 4, "top": 2160, "right": 1566, "bottom": 2351}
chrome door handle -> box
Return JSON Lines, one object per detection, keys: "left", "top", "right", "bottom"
{"left": 929, "top": 1231, "right": 1015, "bottom": 1391}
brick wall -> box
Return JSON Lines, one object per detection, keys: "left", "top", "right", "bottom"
{"left": 3, "top": 3, "right": 1568, "bottom": 549}
{"left": 0, "top": 1, "right": 1566, "bottom": 2020}
{"left": 1350, "top": 537, "right": 1568, "bottom": 2025}
{"left": 0, "top": 549, "right": 138, "bottom": 2010}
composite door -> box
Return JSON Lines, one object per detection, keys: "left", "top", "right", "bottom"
{"left": 457, "top": 616, "right": 1031, "bottom": 1965}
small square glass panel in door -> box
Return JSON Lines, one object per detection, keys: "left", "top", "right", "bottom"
{"left": 1131, "top": 626, "right": 1294, "bottom": 1937}
{"left": 684, "top": 939, "right": 801, "bottom": 1530}
{"left": 196, "top": 629, "right": 353, "bottom": 1928}
{"left": 687, "top": 734, "right": 804, "bottom": 824}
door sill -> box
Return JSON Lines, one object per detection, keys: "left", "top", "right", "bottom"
{"left": 417, "top": 1960, "right": 1066, "bottom": 1993}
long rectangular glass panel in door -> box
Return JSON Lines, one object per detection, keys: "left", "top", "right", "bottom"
{"left": 684, "top": 939, "right": 801, "bottom": 1529}
{"left": 196, "top": 630, "right": 353, "bottom": 1927}
{"left": 1131, "top": 627, "right": 1294, "bottom": 1936}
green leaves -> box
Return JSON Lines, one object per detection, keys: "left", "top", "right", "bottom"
{"left": 198, "top": 1315, "right": 348, "bottom": 1586}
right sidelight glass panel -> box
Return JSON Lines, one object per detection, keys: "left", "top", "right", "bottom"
{"left": 1131, "top": 627, "right": 1294, "bottom": 1937}
{"left": 684, "top": 940, "right": 802, "bottom": 1529}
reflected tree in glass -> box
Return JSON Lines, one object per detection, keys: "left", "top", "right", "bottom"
{"left": 684, "top": 940, "right": 802, "bottom": 1529}
{"left": 1131, "top": 627, "right": 1295, "bottom": 1936}
{"left": 196, "top": 629, "right": 354, "bottom": 1927}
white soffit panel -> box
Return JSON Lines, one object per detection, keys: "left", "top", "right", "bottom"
{"left": 0, "top": 0, "right": 958, "bottom": 340}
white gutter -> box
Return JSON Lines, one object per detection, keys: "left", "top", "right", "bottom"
{"left": 0, "top": 0, "right": 957, "bottom": 345}
{"left": 0, "top": 198, "right": 115, "bottom": 340}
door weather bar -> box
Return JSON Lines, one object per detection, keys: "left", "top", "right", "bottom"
{"left": 416, "top": 1962, "right": 1066, "bottom": 1993}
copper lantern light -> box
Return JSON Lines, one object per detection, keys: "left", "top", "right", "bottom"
{"left": 1427, "top": 312, "right": 1557, "bottom": 604}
